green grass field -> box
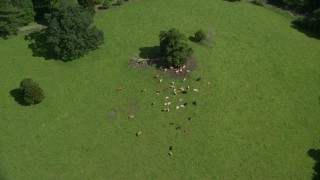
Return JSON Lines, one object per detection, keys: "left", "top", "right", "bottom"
{"left": 1, "top": 0, "right": 320, "bottom": 179}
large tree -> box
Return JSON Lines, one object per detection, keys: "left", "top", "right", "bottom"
{"left": 11, "top": 0, "right": 35, "bottom": 23}
{"left": 159, "top": 28, "right": 193, "bottom": 67}
{"left": 0, "top": 0, "right": 26, "bottom": 37}
{"left": 45, "top": 5, "right": 104, "bottom": 60}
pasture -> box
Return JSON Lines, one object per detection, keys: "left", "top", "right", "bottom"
{"left": 0, "top": 0, "right": 320, "bottom": 179}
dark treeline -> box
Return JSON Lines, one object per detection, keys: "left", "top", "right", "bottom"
{"left": 268, "top": 0, "right": 320, "bottom": 14}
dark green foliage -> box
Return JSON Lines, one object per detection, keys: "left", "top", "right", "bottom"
{"left": 194, "top": 29, "right": 206, "bottom": 42}
{"left": 95, "top": 0, "right": 103, "bottom": 4}
{"left": 20, "top": 78, "right": 44, "bottom": 105}
{"left": 11, "top": 0, "right": 35, "bottom": 23}
{"left": 77, "top": 0, "right": 95, "bottom": 13}
{"left": 117, "top": 0, "right": 124, "bottom": 5}
{"left": 0, "top": 0, "right": 26, "bottom": 37}
{"left": 268, "top": 0, "right": 320, "bottom": 12}
{"left": 45, "top": 5, "right": 104, "bottom": 61}
{"left": 102, "top": 0, "right": 111, "bottom": 8}
{"left": 32, "top": 0, "right": 59, "bottom": 23}
{"left": 159, "top": 28, "right": 193, "bottom": 67}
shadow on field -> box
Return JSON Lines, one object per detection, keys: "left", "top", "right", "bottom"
{"left": 291, "top": 19, "right": 320, "bottom": 40}
{"left": 188, "top": 36, "right": 198, "bottom": 42}
{"left": 24, "top": 31, "right": 55, "bottom": 60}
{"left": 138, "top": 46, "right": 170, "bottom": 69}
{"left": 139, "top": 46, "right": 160, "bottom": 59}
{"left": 308, "top": 149, "right": 320, "bottom": 179}
{"left": 9, "top": 89, "right": 28, "bottom": 106}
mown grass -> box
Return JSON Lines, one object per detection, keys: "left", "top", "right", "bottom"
{"left": 0, "top": 0, "right": 320, "bottom": 179}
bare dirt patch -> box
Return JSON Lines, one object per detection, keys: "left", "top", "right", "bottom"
{"left": 107, "top": 110, "right": 117, "bottom": 119}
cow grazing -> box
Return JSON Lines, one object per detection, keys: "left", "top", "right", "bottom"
{"left": 186, "top": 85, "right": 190, "bottom": 90}
{"left": 136, "top": 131, "right": 142, "bottom": 137}
{"left": 188, "top": 117, "right": 192, "bottom": 121}
{"left": 154, "top": 74, "right": 160, "bottom": 78}
{"left": 169, "top": 122, "right": 174, "bottom": 125}
{"left": 141, "top": 89, "right": 147, "bottom": 92}
{"left": 168, "top": 151, "right": 173, "bottom": 157}
{"left": 169, "top": 146, "right": 173, "bottom": 151}
{"left": 192, "top": 101, "right": 197, "bottom": 105}
{"left": 176, "top": 106, "right": 180, "bottom": 109}
{"left": 151, "top": 102, "right": 155, "bottom": 106}
{"left": 193, "top": 89, "right": 199, "bottom": 92}
{"left": 128, "top": 115, "right": 135, "bottom": 119}
{"left": 175, "top": 126, "right": 181, "bottom": 130}
{"left": 117, "top": 87, "right": 122, "bottom": 91}
{"left": 196, "top": 77, "right": 202, "bottom": 81}
{"left": 183, "top": 128, "right": 190, "bottom": 132}
{"left": 159, "top": 79, "right": 163, "bottom": 83}
{"left": 162, "top": 108, "right": 170, "bottom": 112}
{"left": 182, "top": 78, "right": 187, "bottom": 82}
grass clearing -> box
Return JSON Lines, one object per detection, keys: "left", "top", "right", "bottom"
{"left": 0, "top": 0, "right": 320, "bottom": 179}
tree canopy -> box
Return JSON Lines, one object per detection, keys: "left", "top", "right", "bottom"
{"left": 159, "top": 28, "right": 193, "bottom": 67}
{"left": 45, "top": 5, "right": 104, "bottom": 60}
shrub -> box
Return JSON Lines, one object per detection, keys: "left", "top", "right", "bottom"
{"left": 20, "top": 78, "right": 45, "bottom": 105}
{"left": 194, "top": 29, "right": 206, "bottom": 42}
{"left": 102, "top": 0, "right": 111, "bottom": 8}
{"left": 193, "top": 29, "right": 214, "bottom": 45}
{"left": 159, "top": 28, "right": 193, "bottom": 67}
{"left": 117, "top": 0, "right": 124, "bottom": 5}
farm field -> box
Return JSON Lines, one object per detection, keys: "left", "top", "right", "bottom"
{"left": 0, "top": 0, "right": 320, "bottom": 179}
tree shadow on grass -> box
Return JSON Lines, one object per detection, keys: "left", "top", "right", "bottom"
{"left": 291, "top": 19, "right": 320, "bottom": 40}
{"left": 24, "top": 31, "right": 56, "bottom": 60}
{"left": 188, "top": 36, "right": 198, "bottom": 42}
{"left": 138, "top": 46, "right": 170, "bottom": 69}
{"left": 139, "top": 46, "right": 160, "bottom": 59}
{"left": 308, "top": 149, "right": 320, "bottom": 179}
{"left": 9, "top": 89, "right": 28, "bottom": 106}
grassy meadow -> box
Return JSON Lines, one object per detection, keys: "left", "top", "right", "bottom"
{"left": 0, "top": 0, "right": 320, "bottom": 179}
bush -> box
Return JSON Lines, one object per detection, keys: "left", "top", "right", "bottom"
{"left": 193, "top": 29, "right": 214, "bottom": 45}
{"left": 159, "top": 28, "right": 193, "bottom": 67}
{"left": 194, "top": 29, "right": 206, "bottom": 42}
{"left": 102, "top": 0, "right": 111, "bottom": 8}
{"left": 20, "top": 78, "right": 45, "bottom": 105}
{"left": 117, "top": 0, "right": 124, "bottom": 5}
